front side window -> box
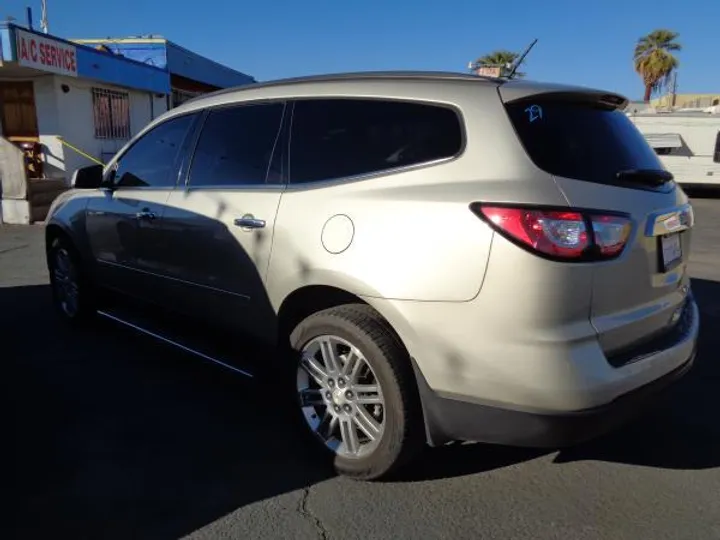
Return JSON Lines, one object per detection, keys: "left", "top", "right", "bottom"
{"left": 112, "top": 114, "right": 196, "bottom": 189}
{"left": 188, "top": 102, "right": 285, "bottom": 187}
{"left": 289, "top": 99, "right": 463, "bottom": 184}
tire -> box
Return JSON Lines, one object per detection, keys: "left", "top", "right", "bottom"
{"left": 289, "top": 303, "right": 425, "bottom": 480}
{"left": 47, "top": 235, "right": 96, "bottom": 324}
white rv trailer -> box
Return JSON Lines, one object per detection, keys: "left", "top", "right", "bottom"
{"left": 627, "top": 111, "right": 720, "bottom": 189}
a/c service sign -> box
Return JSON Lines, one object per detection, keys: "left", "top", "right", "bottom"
{"left": 15, "top": 29, "right": 78, "bottom": 77}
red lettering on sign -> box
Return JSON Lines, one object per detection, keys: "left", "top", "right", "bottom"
{"left": 16, "top": 31, "right": 77, "bottom": 75}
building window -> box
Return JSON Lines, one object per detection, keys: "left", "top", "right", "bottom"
{"left": 172, "top": 88, "right": 202, "bottom": 108}
{"left": 92, "top": 87, "right": 131, "bottom": 139}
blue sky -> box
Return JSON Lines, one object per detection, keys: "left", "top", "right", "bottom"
{"left": 4, "top": 0, "right": 719, "bottom": 99}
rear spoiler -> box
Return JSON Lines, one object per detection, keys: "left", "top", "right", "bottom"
{"left": 498, "top": 81, "right": 629, "bottom": 111}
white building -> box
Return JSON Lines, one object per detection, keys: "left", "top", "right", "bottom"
{"left": 1, "top": 22, "right": 171, "bottom": 224}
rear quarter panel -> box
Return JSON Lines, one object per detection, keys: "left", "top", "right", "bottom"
{"left": 266, "top": 81, "right": 568, "bottom": 307}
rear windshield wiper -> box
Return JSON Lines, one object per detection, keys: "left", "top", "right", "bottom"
{"left": 616, "top": 169, "right": 674, "bottom": 186}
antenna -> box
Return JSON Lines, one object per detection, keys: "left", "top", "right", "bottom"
{"left": 40, "top": 0, "right": 48, "bottom": 33}
{"left": 506, "top": 38, "right": 538, "bottom": 80}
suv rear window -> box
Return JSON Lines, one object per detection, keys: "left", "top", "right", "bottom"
{"left": 289, "top": 99, "right": 463, "bottom": 184}
{"left": 505, "top": 98, "right": 665, "bottom": 186}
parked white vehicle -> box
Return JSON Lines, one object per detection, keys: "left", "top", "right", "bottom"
{"left": 627, "top": 112, "right": 720, "bottom": 189}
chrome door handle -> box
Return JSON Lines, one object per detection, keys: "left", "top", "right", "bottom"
{"left": 234, "top": 216, "right": 266, "bottom": 229}
{"left": 135, "top": 209, "right": 157, "bottom": 220}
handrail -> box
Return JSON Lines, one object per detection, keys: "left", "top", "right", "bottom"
{"left": 57, "top": 137, "right": 105, "bottom": 166}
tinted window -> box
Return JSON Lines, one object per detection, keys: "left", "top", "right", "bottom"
{"left": 714, "top": 131, "right": 720, "bottom": 164}
{"left": 113, "top": 114, "right": 195, "bottom": 188}
{"left": 505, "top": 99, "right": 664, "bottom": 185}
{"left": 290, "top": 99, "right": 462, "bottom": 183}
{"left": 188, "top": 103, "right": 285, "bottom": 187}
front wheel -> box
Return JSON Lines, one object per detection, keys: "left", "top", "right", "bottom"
{"left": 47, "top": 236, "right": 95, "bottom": 324}
{"left": 290, "top": 304, "right": 425, "bottom": 480}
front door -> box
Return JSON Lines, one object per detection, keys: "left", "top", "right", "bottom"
{"left": 85, "top": 113, "right": 199, "bottom": 301}
{"left": 0, "top": 81, "right": 39, "bottom": 140}
{"left": 161, "top": 101, "right": 287, "bottom": 342}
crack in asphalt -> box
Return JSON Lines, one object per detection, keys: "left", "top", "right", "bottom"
{"left": 297, "top": 487, "right": 330, "bottom": 540}
{"left": 0, "top": 244, "right": 30, "bottom": 256}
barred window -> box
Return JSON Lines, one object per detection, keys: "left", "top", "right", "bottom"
{"left": 92, "top": 88, "right": 131, "bottom": 139}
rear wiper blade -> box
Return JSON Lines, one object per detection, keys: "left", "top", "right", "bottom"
{"left": 616, "top": 169, "right": 674, "bottom": 186}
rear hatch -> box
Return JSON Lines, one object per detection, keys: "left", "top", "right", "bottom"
{"left": 499, "top": 83, "right": 694, "bottom": 363}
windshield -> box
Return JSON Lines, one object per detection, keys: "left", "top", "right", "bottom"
{"left": 505, "top": 98, "right": 667, "bottom": 186}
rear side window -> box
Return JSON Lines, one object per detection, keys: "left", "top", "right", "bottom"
{"left": 714, "top": 131, "right": 720, "bottom": 164}
{"left": 505, "top": 98, "right": 664, "bottom": 185}
{"left": 188, "top": 102, "right": 285, "bottom": 187}
{"left": 289, "top": 99, "right": 462, "bottom": 184}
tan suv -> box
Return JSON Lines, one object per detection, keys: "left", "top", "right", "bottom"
{"left": 46, "top": 72, "right": 699, "bottom": 480}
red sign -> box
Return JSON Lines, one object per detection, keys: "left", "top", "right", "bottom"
{"left": 15, "top": 29, "right": 77, "bottom": 77}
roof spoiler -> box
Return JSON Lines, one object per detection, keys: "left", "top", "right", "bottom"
{"left": 498, "top": 83, "right": 629, "bottom": 111}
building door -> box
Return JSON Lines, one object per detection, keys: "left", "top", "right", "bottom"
{"left": 0, "top": 81, "right": 39, "bottom": 140}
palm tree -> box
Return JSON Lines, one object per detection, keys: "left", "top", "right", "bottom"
{"left": 634, "top": 30, "right": 681, "bottom": 103}
{"left": 472, "top": 50, "right": 525, "bottom": 78}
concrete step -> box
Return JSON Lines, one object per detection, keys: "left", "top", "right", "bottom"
{"left": 31, "top": 189, "right": 65, "bottom": 207}
{"left": 31, "top": 203, "right": 52, "bottom": 223}
{"left": 28, "top": 178, "right": 68, "bottom": 195}
{"left": 28, "top": 179, "right": 68, "bottom": 217}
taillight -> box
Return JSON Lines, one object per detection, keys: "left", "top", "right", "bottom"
{"left": 471, "top": 204, "right": 632, "bottom": 261}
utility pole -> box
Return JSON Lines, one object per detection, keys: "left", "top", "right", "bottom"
{"left": 40, "top": 0, "right": 49, "bottom": 34}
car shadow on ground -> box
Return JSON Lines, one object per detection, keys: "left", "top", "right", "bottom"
{"left": 7, "top": 284, "right": 334, "bottom": 540}
{"left": 8, "top": 277, "right": 720, "bottom": 537}
{"left": 399, "top": 277, "right": 720, "bottom": 482}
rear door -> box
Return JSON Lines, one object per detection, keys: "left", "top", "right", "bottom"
{"left": 161, "top": 101, "right": 287, "bottom": 342}
{"left": 501, "top": 90, "right": 694, "bottom": 359}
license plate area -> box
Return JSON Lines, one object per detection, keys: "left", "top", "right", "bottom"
{"left": 659, "top": 233, "right": 682, "bottom": 272}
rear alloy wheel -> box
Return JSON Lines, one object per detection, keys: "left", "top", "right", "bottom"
{"left": 48, "top": 236, "right": 95, "bottom": 323}
{"left": 290, "top": 304, "right": 424, "bottom": 480}
{"left": 298, "top": 335, "right": 386, "bottom": 459}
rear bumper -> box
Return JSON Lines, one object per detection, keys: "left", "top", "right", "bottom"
{"left": 416, "top": 345, "right": 696, "bottom": 448}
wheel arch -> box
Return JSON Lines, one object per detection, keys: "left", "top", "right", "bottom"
{"left": 45, "top": 221, "right": 72, "bottom": 251}
{"left": 276, "top": 282, "right": 436, "bottom": 445}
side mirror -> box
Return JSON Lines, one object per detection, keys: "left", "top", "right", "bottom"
{"left": 71, "top": 164, "right": 105, "bottom": 189}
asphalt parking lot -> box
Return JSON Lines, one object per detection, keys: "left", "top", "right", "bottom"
{"left": 6, "top": 196, "right": 720, "bottom": 540}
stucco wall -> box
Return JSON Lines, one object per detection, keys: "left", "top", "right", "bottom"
{"left": 33, "top": 75, "right": 65, "bottom": 179}
{"left": 38, "top": 75, "right": 168, "bottom": 178}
